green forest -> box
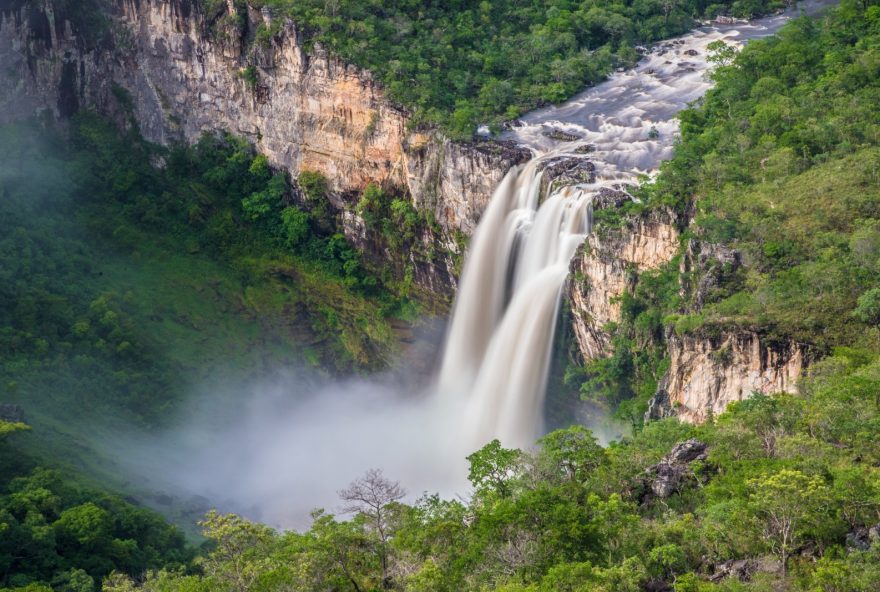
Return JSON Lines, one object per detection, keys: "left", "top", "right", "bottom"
{"left": 574, "top": 0, "right": 880, "bottom": 422}
{"left": 222, "top": 0, "right": 794, "bottom": 137}
{"left": 3, "top": 0, "right": 880, "bottom": 591}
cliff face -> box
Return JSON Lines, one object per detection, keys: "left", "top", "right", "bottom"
{"left": 567, "top": 202, "right": 810, "bottom": 425}
{"left": 647, "top": 332, "right": 805, "bottom": 423}
{"left": 0, "top": 0, "right": 527, "bottom": 298}
{"left": 567, "top": 207, "right": 680, "bottom": 360}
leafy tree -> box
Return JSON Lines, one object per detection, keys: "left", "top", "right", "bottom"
{"left": 747, "top": 469, "right": 831, "bottom": 575}
{"left": 196, "top": 511, "right": 276, "bottom": 592}
{"left": 467, "top": 439, "right": 522, "bottom": 499}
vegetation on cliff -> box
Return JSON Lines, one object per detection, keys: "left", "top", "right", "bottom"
{"left": 0, "top": 114, "right": 417, "bottom": 511}
{"left": 573, "top": 0, "right": 880, "bottom": 420}
{"left": 228, "top": 0, "right": 791, "bottom": 138}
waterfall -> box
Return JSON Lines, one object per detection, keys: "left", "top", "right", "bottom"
{"left": 435, "top": 0, "right": 837, "bottom": 451}
{"left": 437, "top": 157, "right": 594, "bottom": 450}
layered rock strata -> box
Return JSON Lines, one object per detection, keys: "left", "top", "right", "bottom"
{"left": 567, "top": 205, "right": 680, "bottom": 360}
{"left": 0, "top": 0, "right": 528, "bottom": 297}
{"left": 647, "top": 331, "right": 806, "bottom": 423}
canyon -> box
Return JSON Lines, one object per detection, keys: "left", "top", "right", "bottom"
{"left": 0, "top": 0, "right": 825, "bottom": 425}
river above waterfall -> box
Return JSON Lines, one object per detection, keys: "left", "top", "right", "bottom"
{"left": 501, "top": 0, "right": 838, "bottom": 180}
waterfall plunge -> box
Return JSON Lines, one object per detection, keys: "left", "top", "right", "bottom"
{"left": 437, "top": 158, "right": 594, "bottom": 450}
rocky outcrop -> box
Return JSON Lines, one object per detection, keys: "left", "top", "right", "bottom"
{"left": 567, "top": 206, "right": 680, "bottom": 360}
{"left": 0, "top": 403, "right": 25, "bottom": 423}
{"left": 537, "top": 155, "right": 596, "bottom": 196}
{"left": 404, "top": 135, "right": 530, "bottom": 236}
{"left": 0, "top": 0, "right": 527, "bottom": 297}
{"left": 643, "top": 438, "right": 708, "bottom": 499}
{"left": 566, "top": 200, "right": 811, "bottom": 424}
{"left": 648, "top": 331, "right": 806, "bottom": 423}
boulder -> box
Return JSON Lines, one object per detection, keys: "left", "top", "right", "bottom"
{"left": 542, "top": 129, "right": 582, "bottom": 142}
{"left": 644, "top": 439, "right": 708, "bottom": 499}
{"left": 538, "top": 156, "right": 596, "bottom": 195}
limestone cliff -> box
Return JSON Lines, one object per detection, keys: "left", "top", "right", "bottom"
{"left": 0, "top": 0, "right": 527, "bottom": 298}
{"left": 646, "top": 331, "right": 806, "bottom": 423}
{"left": 567, "top": 201, "right": 810, "bottom": 425}
{"left": 567, "top": 205, "right": 680, "bottom": 360}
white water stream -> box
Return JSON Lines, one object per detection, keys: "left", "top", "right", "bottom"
{"left": 436, "top": 0, "right": 838, "bottom": 450}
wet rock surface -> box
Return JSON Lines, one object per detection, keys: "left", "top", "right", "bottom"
{"left": 592, "top": 186, "right": 633, "bottom": 210}
{"left": 542, "top": 129, "right": 582, "bottom": 142}
{"left": 537, "top": 156, "right": 596, "bottom": 194}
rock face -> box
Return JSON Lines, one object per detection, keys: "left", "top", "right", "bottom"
{"left": 643, "top": 439, "right": 708, "bottom": 499}
{"left": 0, "top": 403, "right": 25, "bottom": 424}
{"left": 404, "top": 135, "right": 530, "bottom": 236}
{"left": 537, "top": 156, "right": 596, "bottom": 196}
{"left": 0, "top": 0, "right": 527, "bottom": 297}
{"left": 567, "top": 206, "right": 680, "bottom": 360}
{"left": 648, "top": 331, "right": 806, "bottom": 423}
{"left": 566, "top": 200, "right": 811, "bottom": 424}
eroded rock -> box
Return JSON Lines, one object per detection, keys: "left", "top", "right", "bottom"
{"left": 537, "top": 156, "right": 596, "bottom": 194}
{"left": 542, "top": 129, "right": 582, "bottom": 142}
{"left": 644, "top": 439, "right": 708, "bottom": 499}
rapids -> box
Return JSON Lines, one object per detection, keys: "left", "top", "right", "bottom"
{"left": 436, "top": 0, "right": 838, "bottom": 449}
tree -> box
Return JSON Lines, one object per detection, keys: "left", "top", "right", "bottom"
{"left": 706, "top": 40, "right": 737, "bottom": 68}
{"left": 748, "top": 470, "right": 830, "bottom": 575}
{"left": 535, "top": 426, "right": 605, "bottom": 484}
{"left": 338, "top": 469, "right": 405, "bottom": 589}
{"left": 196, "top": 511, "right": 276, "bottom": 592}
{"left": 0, "top": 419, "right": 29, "bottom": 438}
{"left": 467, "top": 439, "right": 522, "bottom": 498}
{"left": 280, "top": 207, "right": 310, "bottom": 247}
{"left": 853, "top": 288, "right": 880, "bottom": 325}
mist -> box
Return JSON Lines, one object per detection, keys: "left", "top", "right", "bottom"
{"left": 111, "top": 351, "right": 483, "bottom": 530}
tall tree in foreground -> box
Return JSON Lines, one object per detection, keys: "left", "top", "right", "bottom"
{"left": 339, "top": 469, "right": 405, "bottom": 589}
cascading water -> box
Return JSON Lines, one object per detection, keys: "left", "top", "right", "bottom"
{"left": 437, "top": 158, "right": 595, "bottom": 450}
{"left": 437, "top": 0, "right": 837, "bottom": 452}
{"left": 127, "top": 0, "right": 838, "bottom": 528}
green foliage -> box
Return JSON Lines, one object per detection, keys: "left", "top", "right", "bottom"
{"left": 578, "top": 1, "right": 880, "bottom": 418}
{"left": 0, "top": 465, "right": 188, "bottom": 590}
{"left": 18, "top": 342, "right": 880, "bottom": 591}
{"left": 853, "top": 287, "right": 880, "bottom": 325}
{"left": 0, "top": 421, "right": 29, "bottom": 439}
{"left": 635, "top": 1, "right": 880, "bottom": 349}
{"left": 0, "top": 116, "right": 401, "bottom": 434}
{"left": 466, "top": 439, "right": 521, "bottom": 499}
{"left": 231, "top": 0, "right": 776, "bottom": 138}
{"left": 87, "top": 346, "right": 880, "bottom": 591}
{"left": 237, "top": 65, "right": 259, "bottom": 89}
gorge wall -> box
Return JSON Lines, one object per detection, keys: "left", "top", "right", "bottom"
{"left": 646, "top": 331, "right": 805, "bottom": 423}
{"left": 0, "top": 0, "right": 528, "bottom": 300}
{"left": 568, "top": 203, "right": 680, "bottom": 361}
{"left": 0, "top": 0, "right": 813, "bottom": 421}
{"left": 567, "top": 202, "right": 810, "bottom": 424}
